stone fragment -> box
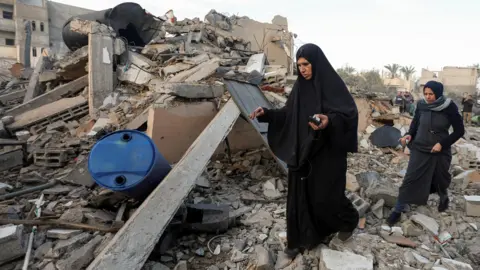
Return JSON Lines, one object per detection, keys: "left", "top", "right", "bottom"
{"left": 320, "top": 248, "right": 373, "bottom": 270}
{"left": 56, "top": 235, "right": 103, "bottom": 270}
{"left": 254, "top": 245, "right": 273, "bottom": 270}
{"left": 411, "top": 214, "right": 439, "bottom": 235}
{"left": 0, "top": 225, "right": 25, "bottom": 264}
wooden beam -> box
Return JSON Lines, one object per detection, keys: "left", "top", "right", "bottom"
{"left": 87, "top": 99, "right": 240, "bottom": 270}
{"left": 7, "top": 75, "right": 87, "bottom": 116}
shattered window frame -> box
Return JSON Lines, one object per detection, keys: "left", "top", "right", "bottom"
{"left": 32, "top": 47, "right": 37, "bottom": 57}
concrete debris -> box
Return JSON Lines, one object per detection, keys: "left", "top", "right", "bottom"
{"left": 0, "top": 4, "right": 478, "bottom": 270}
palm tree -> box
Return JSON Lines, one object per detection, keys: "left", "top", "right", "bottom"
{"left": 384, "top": 64, "right": 400, "bottom": 79}
{"left": 400, "top": 66, "right": 416, "bottom": 81}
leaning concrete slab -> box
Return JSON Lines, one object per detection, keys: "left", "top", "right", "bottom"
{"left": 8, "top": 96, "right": 88, "bottom": 133}
{"left": 24, "top": 56, "right": 47, "bottom": 103}
{"left": 7, "top": 75, "right": 87, "bottom": 116}
{"left": 0, "top": 90, "right": 26, "bottom": 105}
{"left": 87, "top": 99, "right": 240, "bottom": 270}
{"left": 224, "top": 79, "right": 287, "bottom": 173}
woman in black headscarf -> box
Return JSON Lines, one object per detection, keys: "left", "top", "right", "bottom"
{"left": 387, "top": 81, "right": 464, "bottom": 226}
{"left": 250, "top": 43, "right": 359, "bottom": 257}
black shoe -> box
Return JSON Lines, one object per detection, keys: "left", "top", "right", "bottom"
{"left": 284, "top": 248, "right": 299, "bottom": 259}
{"left": 387, "top": 211, "right": 401, "bottom": 226}
{"left": 438, "top": 196, "right": 450, "bottom": 212}
{"left": 337, "top": 231, "right": 354, "bottom": 242}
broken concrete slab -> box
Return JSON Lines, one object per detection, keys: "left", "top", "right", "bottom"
{"left": 55, "top": 46, "right": 89, "bottom": 80}
{"left": 254, "top": 245, "right": 273, "bottom": 270}
{"left": 56, "top": 235, "right": 103, "bottom": 270}
{"left": 53, "top": 232, "right": 92, "bottom": 256}
{"left": 440, "top": 258, "right": 473, "bottom": 270}
{"left": 141, "top": 43, "right": 179, "bottom": 57}
{"left": 24, "top": 56, "right": 49, "bottom": 103}
{"left": 168, "top": 58, "right": 219, "bottom": 83}
{"left": 320, "top": 248, "right": 373, "bottom": 270}
{"left": 162, "top": 63, "right": 193, "bottom": 77}
{"left": 47, "top": 229, "right": 82, "bottom": 240}
{"left": 149, "top": 81, "right": 224, "bottom": 99}
{"left": 453, "top": 170, "right": 480, "bottom": 190}
{"left": 7, "top": 75, "right": 88, "bottom": 116}
{"left": 184, "top": 61, "right": 219, "bottom": 82}
{"left": 39, "top": 70, "right": 58, "bottom": 83}
{"left": 411, "top": 214, "right": 439, "bottom": 236}
{"left": 8, "top": 96, "right": 88, "bottom": 133}
{"left": 0, "top": 225, "right": 25, "bottom": 265}
{"left": 118, "top": 65, "right": 154, "bottom": 85}
{"left": 0, "top": 148, "right": 24, "bottom": 172}
{"left": 183, "top": 54, "right": 209, "bottom": 65}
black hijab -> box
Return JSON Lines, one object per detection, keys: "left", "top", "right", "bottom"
{"left": 266, "top": 44, "right": 358, "bottom": 168}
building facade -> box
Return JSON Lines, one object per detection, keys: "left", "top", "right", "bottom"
{"left": 0, "top": 0, "right": 91, "bottom": 68}
{"left": 418, "top": 66, "right": 478, "bottom": 96}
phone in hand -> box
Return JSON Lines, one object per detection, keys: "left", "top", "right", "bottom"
{"left": 308, "top": 115, "right": 321, "bottom": 126}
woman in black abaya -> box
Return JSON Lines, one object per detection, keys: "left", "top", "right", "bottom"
{"left": 250, "top": 44, "right": 359, "bottom": 257}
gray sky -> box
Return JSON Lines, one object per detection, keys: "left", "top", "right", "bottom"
{"left": 54, "top": 0, "right": 480, "bottom": 74}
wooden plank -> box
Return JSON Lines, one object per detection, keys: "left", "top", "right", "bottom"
{"left": 7, "top": 75, "right": 87, "bottom": 116}
{"left": 87, "top": 99, "right": 240, "bottom": 270}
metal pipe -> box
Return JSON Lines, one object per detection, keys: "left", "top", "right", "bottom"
{"left": 0, "top": 181, "right": 56, "bottom": 201}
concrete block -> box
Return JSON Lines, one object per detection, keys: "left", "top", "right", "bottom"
{"left": 346, "top": 192, "right": 369, "bottom": 217}
{"left": 0, "top": 225, "right": 26, "bottom": 265}
{"left": 168, "top": 58, "right": 219, "bottom": 83}
{"left": 320, "top": 248, "right": 373, "bottom": 270}
{"left": 464, "top": 195, "right": 480, "bottom": 217}
{"left": 141, "top": 43, "right": 179, "bottom": 56}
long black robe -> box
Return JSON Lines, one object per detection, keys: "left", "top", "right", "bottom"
{"left": 257, "top": 44, "right": 359, "bottom": 250}
{"left": 398, "top": 102, "right": 464, "bottom": 205}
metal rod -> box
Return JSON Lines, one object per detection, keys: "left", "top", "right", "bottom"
{"left": 0, "top": 181, "right": 56, "bottom": 201}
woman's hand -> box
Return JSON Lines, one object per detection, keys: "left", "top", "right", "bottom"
{"left": 249, "top": 107, "right": 264, "bottom": 119}
{"left": 399, "top": 135, "right": 412, "bottom": 146}
{"left": 431, "top": 143, "right": 442, "bottom": 153}
{"left": 309, "top": 114, "right": 329, "bottom": 130}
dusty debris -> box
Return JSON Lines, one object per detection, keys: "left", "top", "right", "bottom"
{"left": 0, "top": 4, "right": 477, "bottom": 270}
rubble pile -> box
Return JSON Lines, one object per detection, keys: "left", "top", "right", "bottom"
{"left": 0, "top": 6, "right": 478, "bottom": 270}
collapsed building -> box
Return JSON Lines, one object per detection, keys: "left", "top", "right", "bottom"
{"left": 0, "top": 3, "right": 479, "bottom": 270}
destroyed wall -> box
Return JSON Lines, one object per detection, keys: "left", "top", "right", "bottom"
{"left": 231, "top": 15, "right": 294, "bottom": 75}
{"left": 14, "top": 0, "right": 49, "bottom": 67}
{"left": 47, "top": 1, "right": 93, "bottom": 58}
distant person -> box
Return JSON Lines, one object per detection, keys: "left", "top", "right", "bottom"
{"left": 250, "top": 44, "right": 359, "bottom": 257}
{"left": 387, "top": 81, "right": 464, "bottom": 226}
{"left": 462, "top": 93, "right": 474, "bottom": 125}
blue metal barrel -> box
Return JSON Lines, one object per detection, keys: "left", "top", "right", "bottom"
{"left": 88, "top": 129, "right": 172, "bottom": 198}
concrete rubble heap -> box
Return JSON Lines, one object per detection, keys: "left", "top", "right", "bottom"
{"left": 0, "top": 7, "right": 479, "bottom": 270}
